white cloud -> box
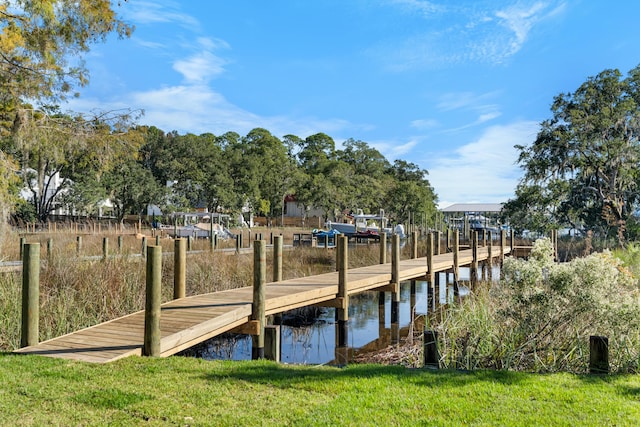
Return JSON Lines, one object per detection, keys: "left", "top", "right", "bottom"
{"left": 425, "top": 121, "right": 539, "bottom": 207}
{"left": 122, "top": 0, "right": 200, "bottom": 29}
{"left": 373, "top": 0, "right": 566, "bottom": 69}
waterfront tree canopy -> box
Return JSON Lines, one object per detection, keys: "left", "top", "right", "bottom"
{"left": 503, "top": 64, "right": 640, "bottom": 245}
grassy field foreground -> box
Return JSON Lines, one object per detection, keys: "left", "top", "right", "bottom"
{"left": 1, "top": 353, "right": 639, "bottom": 426}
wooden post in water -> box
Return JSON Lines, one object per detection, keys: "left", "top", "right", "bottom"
{"left": 336, "top": 235, "right": 349, "bottom": 346}
{"left": 21, "top": 243, "right": 40, "bottom": 348}
{"left": 589, "top": 335, "right": 609, "bottom": 374}
{"left": 252, "top": 240, "right": 266, "bottom": 360}
{"left": 273, "top": 235, "right": 283, "bottom": 282}
{"left": 390, "top": 234, "right": 400, "bottom": 345}
{"left": 143, "top": 245, "right": 162, "bottom": 357}
{"left": 174, "top": 238, "right": 186, "bottom": 299}
{"left": 379, "top": 232, "right": 387, "bottom": 264}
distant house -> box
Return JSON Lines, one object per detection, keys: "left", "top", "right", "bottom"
{"left": 283, "top": 195, "right": 324, "bottom": 218}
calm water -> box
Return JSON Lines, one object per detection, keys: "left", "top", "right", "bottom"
{"left": 180, "top": 266, "right": 496, "bottom": 365}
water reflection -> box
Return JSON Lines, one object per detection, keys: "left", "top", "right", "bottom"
{"left": 179, "top": 265, "right": 500, "bottom": 365}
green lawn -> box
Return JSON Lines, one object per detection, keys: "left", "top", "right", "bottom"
{"left": 1, "top": 353, "right": 638, "bottom": 426}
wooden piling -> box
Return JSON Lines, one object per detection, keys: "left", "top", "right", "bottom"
{"left": 423, "top": 329, "right": 439, "bottom": 368}
{"left": 411, "top": 231, "right": 418, "bottom": 259}
{"left": 143, "top": 245, "right": 162, "bottom": 357}
{"left": 273, "top": 235, "right": 283, "bottom": 282}
{"left": 102, "top": 237, "right": 109, "bottom": 261}
{"left": 174, "top": 238, "right": 186, "bottom": 299}
{"left": 589, "top": 335, "right": 609, "bottom": 374}
{"left": 391, "top": 234, "right": 400, "bottom": 287}
{"left": 252, "top": 240, "right": 266, "bottom": 359}
{"left": 453, "top": 230, "right": 460, "bottom": 281}
{"left": 265, "top": 325, "right": 281, "bottom": 362}
{"left": 379, "top": 232, "right": 387, "bottom": 264}
{"left": 336, "top": 235, "right": 349, "bottom": 357}
{"left": 21, "top": 243, "right": 40, "bottom": 348}
{"left": 426, "top": 232, "right": 434, "bottom": 287}
{"left": 471, "top": 231, "right": 478, "bottom": 288}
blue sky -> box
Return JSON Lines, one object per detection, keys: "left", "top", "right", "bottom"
{"left": 67, "top": 0, "right": 640, "bottom": 208}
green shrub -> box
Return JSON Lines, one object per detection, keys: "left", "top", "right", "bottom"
{"left": 438, "top": 238, "right": 640, "bottom": 373}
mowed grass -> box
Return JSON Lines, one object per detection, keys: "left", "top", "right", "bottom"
{"left": 1, "top": 353, "right": 639, "bottom": 426}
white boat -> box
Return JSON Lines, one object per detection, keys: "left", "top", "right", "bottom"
{"left": 326, "top": 209, "right": 403, "bottom": 238}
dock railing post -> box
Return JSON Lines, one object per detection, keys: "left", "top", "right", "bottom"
{"left": 143, "top": 245, "right": 162, "bottom": 357}
{"left": 174, "top": 238, "right": 186, "bottom": 299}
{"left": 391, "top": 234, "right": 400, "bottom": 287}
{"left": 426, "top": 232, "right": 434, "bottom": 287}
{"left": 379, "top": 232, "right": 387, "bottom": 264}
{"left": 453, "top": 230, "right": 460, "bottom": 282}
{"left": 273, "top": 235, "right": 283, "bottom": 282}
{"left": 471, "top": 231, "right": 478, "bottom": 289}
{"left": 487, "top": 231, "right": 493, "bottom": 282}
{"left": 21, "top": 243, "right": 40, "bottom": 348}
{"left": 411, "top": 231, "right": 418, "bottom": 259}
{"left": 252, "top": 240, "right": 266, "bottom": 360}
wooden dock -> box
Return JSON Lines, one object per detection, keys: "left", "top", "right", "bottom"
{"left": 15, "top": 244, "right": 510, "bottom": 363}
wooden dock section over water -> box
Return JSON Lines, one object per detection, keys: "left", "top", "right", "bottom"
{"left": 15, "top": 234, "right": 516, "bottom": 364}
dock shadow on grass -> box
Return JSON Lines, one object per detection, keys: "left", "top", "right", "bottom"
{"left": 202, "top": 360, "right": 527, "bottom": 390}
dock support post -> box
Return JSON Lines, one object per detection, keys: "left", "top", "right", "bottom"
{"left": 453, "top": 230, "right": 460, "bottom": 282}
{"left": 390, "top": 234, "right": 400, "bottom": 345}
{"left": 336, "top": 235, "right": 349, "bottom": 362}
{"left": 174, "top": 238, "right": 186, "bottom": 299}
{"left": 589, "top": 335, "right": 609, "bottom": 374}
{"left": 265, "top": 325, "right": 281, "bottom": 362}
{"left": 21, "top": 243, "right": 40, "bottom": 348}
{"left": 487, "top": 231, "right": 493, "bottom": 282}
{"left": 273, "top": 235, "right": 283, "bottom": 282}
{"left": 143, "top": 245, "right": 162, "bottom": 357}
{"left": 471, "top": 231, "right": 478, "bottom": 289}
{"left": 252, "top": 240, "right": 266, "bottom": 360}
{"left": 411, "top": 231, "right": 418, "bottom": 259}
{"left": 379, "top": 232, "right": 387, "bottom": 264}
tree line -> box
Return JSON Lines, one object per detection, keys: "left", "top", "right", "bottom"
{"left": 3, "top": 121, "right": 439, "bottom": 225}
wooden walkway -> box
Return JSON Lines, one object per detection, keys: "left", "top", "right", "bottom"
{"left": 15, "top": 245, "right": 507, "bottom": 363}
